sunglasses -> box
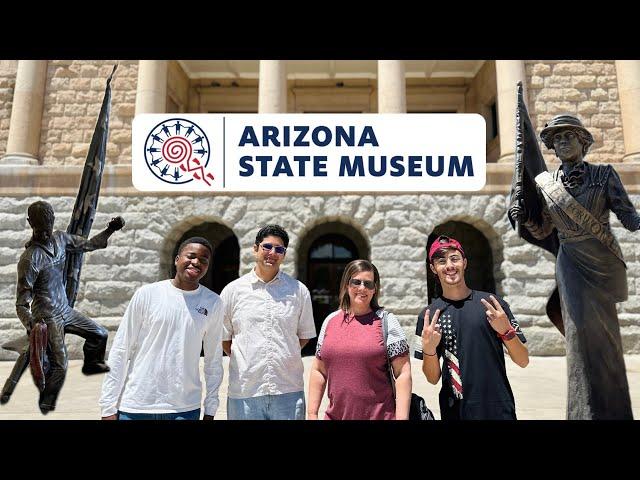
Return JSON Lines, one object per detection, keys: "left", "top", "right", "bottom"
{"left": 349, "top": 278, "right": 376, "bottom": 290}
{"left": 260, "top": 243, "right": 287, "bottom": 255}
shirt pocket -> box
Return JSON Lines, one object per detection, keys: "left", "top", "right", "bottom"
{"left": 272, "top": 293, "right": 296, "bottom": 321}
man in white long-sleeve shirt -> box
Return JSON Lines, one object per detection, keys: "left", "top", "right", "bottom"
{"left": 99, "top": 237, "right": 224, "bottom": 420}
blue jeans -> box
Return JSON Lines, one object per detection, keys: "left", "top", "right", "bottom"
{"left": 118, "top": 408, "right": 201, "bottom": 420}
{"left": 227, "top": 391, "right": 305, "bottom": 420}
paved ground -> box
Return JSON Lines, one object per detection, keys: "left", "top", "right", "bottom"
{"left": 1, "top": 355, "right": 640, "bottom": 419}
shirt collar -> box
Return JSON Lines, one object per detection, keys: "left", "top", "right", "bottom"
{"left": 250, "top": 267, "right": 283, "bottom": 285}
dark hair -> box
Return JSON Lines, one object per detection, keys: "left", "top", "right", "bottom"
{"left": 255, "top": 224, "right": 289, "bottom": 248}
{"left": 430, "top": 246, "right": 464, "bottom": 265}
{"left": 27, "top": 201, "right": 55, "bottom": 242}
{"left": 338, "top": 259, "right": 382, "bottom": 313}
{"left": 177, "top": 236, "right": 213, "bottom": 256}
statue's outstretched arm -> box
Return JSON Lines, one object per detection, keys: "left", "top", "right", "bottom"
{"left": 607, "top": 166, "right": 640, "bottom": 232}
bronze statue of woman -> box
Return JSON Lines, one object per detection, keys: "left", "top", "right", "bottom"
{"left": 510, "top": 113, "right": 639, "bottom": 420}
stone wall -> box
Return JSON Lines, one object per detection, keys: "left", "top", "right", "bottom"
{"left": 2, "top": 193, "right": 640, "bottom": 360}
{"left": 0, "top": 61, "right": 17, "bottom": 157}
{"left": 526, "top": 60, "right": 624, "bottom": 164}
{"left": 38, "top": 60, "right": 137, "bottom": 166}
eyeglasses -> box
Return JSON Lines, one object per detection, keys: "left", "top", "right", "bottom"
{"left": 349, "top": 278, "right": 376, "bottom": 290}
{"left": 260, "top": 243, "right": 287, "bottom": 255}
{"left": 434, "top": 255, "right": 463, "bottom": 267}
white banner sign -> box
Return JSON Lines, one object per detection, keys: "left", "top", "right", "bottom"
{"left": 132, "top": 114, "right": 486, "bottom": 192}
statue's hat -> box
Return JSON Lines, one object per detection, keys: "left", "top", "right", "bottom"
{"left": 540, "top": 114, "right": 594, "bottom": 150}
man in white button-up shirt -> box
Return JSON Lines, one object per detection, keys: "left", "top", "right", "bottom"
{"left": 221, "top": 225, "right": 316, "bottom": 420}
{"left": 99, "top": 237, "right": 224, "bottom": 420}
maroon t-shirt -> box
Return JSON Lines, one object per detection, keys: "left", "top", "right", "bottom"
{"left": 317, "top": 310, "right": 400, "bottom": 420}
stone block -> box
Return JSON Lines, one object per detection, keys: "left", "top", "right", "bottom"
{"left": 366, "top": 211, "right": 385, "bottom": 232}
{"left": 546, "top": 102, "right": 577, "bottom": 114}
{"left": 596, "top": 76, "right": 618, "bottom": 88}
{"left": 621, "top": 326, "right": 640, "bottom": 353}
{"left": 545, "top": 76, "right": 572, "bottom": 88}
{"left": 591, "top": 114, "right": 616, "bottom": 128}
{"left": 375, "top": 195, "right": 418, "bottom": 212}
{"left": 571, "top": 75, "right": 596, "bottom": 88}
{"left": 69, "top": 78, "right": 92, "bottom": 91}
{"left": 577, "top": 101, "right": 599, "bottom": 114}
{"left": 0, "top": 231, "right": 30, "bottom": 249}
{"left": 83, "top": 281, "right": 137, "bottom": 301}
{"left": 399, "top": 227, "right": 427, "bottom": 247}
{"left": 553, "top": 63, "right": 586, "bottom": 75}
{"left": 354, "top": 195, "right": 375, "bottom": 224}
{"left": 563, "top": 88, "right": 587, "bottom": 102}
{"left": 84, "top": 248, "right": 130, "bottom": 265}
{"left": 589, "top": 88, "right": 609, "bottom": 101}
{"left": 523, "top": 326, "right": 566, "bottom": 356}
{"left": 385, "top": 210, "right": 410, "bottom": 228}
{"left": 509, "top": 296, "right": 548, "bottom": 315}
{"left": 502, "top": 260, "right": 555, "bottom": 279}
{"left": 221, "top": 197, "right": 247, "bottom": 225}
{"left": 532, "top": 64, "right": 552, "bottom": 76}
{"left": 599, "top": 101, "right": 620, "bottom": 114}
{"left": 370, "top": 228, "right": 398, "bottom": 246}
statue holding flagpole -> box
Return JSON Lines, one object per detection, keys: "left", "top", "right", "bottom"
{"left": 0, "top": 65, "right": 125, "bottom": 414}
{"left": 508, "top": 82, "right": 639, "bottom": 419}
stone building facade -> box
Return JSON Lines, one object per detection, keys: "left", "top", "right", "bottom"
{"left": 1, "top": 60, "right": 640, "bottom": 360}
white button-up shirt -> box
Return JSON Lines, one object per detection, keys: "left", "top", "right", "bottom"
{"left": 221, "top": 268, "right": 316, "bottom": 399}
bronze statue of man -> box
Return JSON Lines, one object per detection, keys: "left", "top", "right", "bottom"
{"left": 509, "top": 114, "right": 639, "bottom": 419}
{"left": 9, "top": 200, "right": 124, "bottom": 414}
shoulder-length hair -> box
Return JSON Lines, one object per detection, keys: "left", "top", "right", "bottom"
{"left": 338, "top": 259, "right": 382, "bottom": 313}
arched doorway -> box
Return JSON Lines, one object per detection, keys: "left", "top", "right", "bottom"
{"left": 426, "top": 221, "right": 495, "bottom": 305}
{"left": 171, "top": 222, "right": 240, "bottom": 295}
{"left": 298, "top": 221, "right": 370, "bottom": 356}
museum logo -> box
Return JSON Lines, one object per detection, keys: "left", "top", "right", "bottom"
{"left": 142, "top": 118, "right": 214, "bottom": 188}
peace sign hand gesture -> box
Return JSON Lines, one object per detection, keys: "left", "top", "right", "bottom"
{"left": 421, "top": 309, "right": 442, "bottom": 356}
{"left": 480, "top": 295, "right": 512, "bottom": 334}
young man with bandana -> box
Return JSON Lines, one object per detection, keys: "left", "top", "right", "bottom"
{"left": 415, "top": 235, "right": 529, "bottom": 420}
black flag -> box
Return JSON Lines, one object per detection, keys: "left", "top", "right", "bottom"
{"left": 65, "top": 64, "right": 117, "bottom": 307}
{"left": 508, "top": 81, "right": 564, "bottom": 335}
{"left": 509, "top": 81, "right": 560, "bottom": 256}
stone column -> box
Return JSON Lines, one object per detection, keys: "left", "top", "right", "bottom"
{"left": 377, "top": 60, "right": 406, "bottom": 113}
{"left": 0, "top": 60, "right": 48, "bottom": 165}
{"left": 615, "top": 60, "right": 640, "bottom": 162}
{"left": 258, "top": 60, "right": 287, "bottom": 113}
{"left": 496, "top": 60, "right": 527, "bottom": 163}
{"left": 135, "top": 60, "right": 168, "bottom": 114}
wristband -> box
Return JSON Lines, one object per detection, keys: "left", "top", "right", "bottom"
{"left": 424, "top": 351, "right": 437, "bottom": 356}
{"left": 498, "top": 327, "right": 517, "bottom": 341}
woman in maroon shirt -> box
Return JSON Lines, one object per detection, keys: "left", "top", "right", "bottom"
{"left": 307, "top": 260, "right": 412, "bottom": 420}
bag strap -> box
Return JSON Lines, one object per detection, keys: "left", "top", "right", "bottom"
{"left": 536, "top": 170, "right": 625, "bottom": 266}
{"left": 380, "top": 310, "right": 397, "bottom": 398}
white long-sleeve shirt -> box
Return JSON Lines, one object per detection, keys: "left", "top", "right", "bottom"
{"left": 100, "top": 280, "right": 224, "bottom": 417}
